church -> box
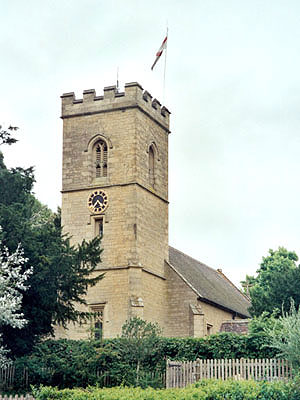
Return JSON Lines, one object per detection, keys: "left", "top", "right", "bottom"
{"left": 55, "top": 82, "right": 250, "bottom": 340}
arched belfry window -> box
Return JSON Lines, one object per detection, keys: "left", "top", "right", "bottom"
{"left": 149, "top": 145, "right": 155, "bottom": 187}
{"left": 94, "top": 140, "right": 108, "bottom": 178}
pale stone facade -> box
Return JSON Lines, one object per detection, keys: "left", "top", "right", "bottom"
{"left": 165, "top": 263, "right": 242, "bottom": 337}
{"left": 56, "top": 82, "right": 250, "bottom": 340}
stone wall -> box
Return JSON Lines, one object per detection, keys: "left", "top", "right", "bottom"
{"left": 165, "top": 263, "right": 237, "bottom": 337}
{"left": 59, "top": 83, "right": 170, "bottom": 339}
{"left": 165, "top": 261, "right": 199, "bottom": 337}
{"left": 142, "top": 270, "right": 166, "bottom": 330}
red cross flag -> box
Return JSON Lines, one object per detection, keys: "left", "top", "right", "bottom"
{"left": 151, "top": 35, "right": 168, "bottom": 70}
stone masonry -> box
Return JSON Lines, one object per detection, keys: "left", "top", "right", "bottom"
{"left": 57, "top": 83, "right": 170, "bottom": 338}
{"left": 56, "top": 81, "right": 250, "bottom": 340}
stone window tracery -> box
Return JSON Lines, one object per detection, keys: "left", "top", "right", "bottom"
{"left": 94, "top": 140, "right": 108, "bottom": 178}
{"left": 90, "top": 304, "right": 104, "bottom": 340}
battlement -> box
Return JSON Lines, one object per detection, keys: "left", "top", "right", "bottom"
{"left": 61, "top": 82, "right": 170, "bottom": 130}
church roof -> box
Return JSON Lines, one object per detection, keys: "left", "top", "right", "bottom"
{"left": 168, "top": 246, "right": 251, "bottom": 318}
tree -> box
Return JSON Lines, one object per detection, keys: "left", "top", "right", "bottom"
{"left": 240, "top": 274, "right": 256, "bottom": 296}
{"left": 247, "top": 247, "right": 300, "bottom": 317}
{"left": 0, "top": 125, "right": 19, "bottom": 147}
{"left": 120, "top": 317, "right": 162, "bottom": 386}
{"left": 265, "top": 300, "right": 300, "bottom": 371}
{"left": 0, "top": 141, "right": 104, "bottom": 356}
{"left": 0, "top": 232, "right": 32, "bottom": 366}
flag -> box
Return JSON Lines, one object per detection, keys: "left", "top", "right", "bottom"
{"left": 151, "top": 35, "right": 168, "bottom": 70}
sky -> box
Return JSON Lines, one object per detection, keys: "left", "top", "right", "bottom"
{"left": 1, "top": 0, "right": 300, "bottom": 286}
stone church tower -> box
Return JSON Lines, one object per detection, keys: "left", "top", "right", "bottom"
{"left": 57, "top": 81, "right": 251, "bottom": 340}
{"left": 58, "top": 83, "right": 171, "bottom": 339}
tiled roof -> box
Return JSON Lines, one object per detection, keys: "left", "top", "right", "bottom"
{"left": 169, "top": 246, "right": 251, "bottom": 318}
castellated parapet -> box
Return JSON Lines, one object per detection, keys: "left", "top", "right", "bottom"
{"left": 61, "top": 82, "right": 171, "bottom": 131}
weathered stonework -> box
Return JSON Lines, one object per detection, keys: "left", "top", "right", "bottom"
{"left": 164, "top": 262, "right": 239, "bottom": 337}
{"left": 57, "top": 83, "right": 170, "bottom": 339}
{"left": 56, "top": 81, "right": 250, "bottom": 340}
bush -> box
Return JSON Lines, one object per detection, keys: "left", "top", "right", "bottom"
{"left": 11, "top": 331, "right": 279, "bottom": 391}
{"left": 265, "top": 300, "right": 300, "bottom": 371}
{"left": 160, "top": 331, "right": 276, "bottom": 360}
{"left": 32, "top": 380, "right": 298, "bottom": 400}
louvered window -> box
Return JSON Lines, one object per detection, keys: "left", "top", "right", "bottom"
{"left": 95, "top": 217, "right": 104, "bottom": 238}
{"left": 149, "top": 146, "right": 155, "bottom": 187}
{"left": 91, "top": 305, "right": 104, "bottom": 340}
{"left": 95, "top": 141, "right": 108, "bottom": 178}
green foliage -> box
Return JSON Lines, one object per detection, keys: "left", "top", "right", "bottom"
{"left": 240, "top": 274, "right": 256, "bottom": 295}
{"left": 0, "top": 125, "right": 19, "bottom": 146}
{"left": 265, "top": 300, "right": 300, "bottom": 371}
{"left": 121, "top": 317, "right": 162, "bottom": 339}
{"left": 161, "top": 332, "right": 277, "bottom": 361}
{"left": 120, "top": 317, "right": 163, "bottom": 386}
{"left": 245, "top": 312, "right": 278, "bottom": 357}
{"left": 248, "top": 312, "right": 277, "bottom": 334}
{"left": 10, "top": 330, "right": 279, "bottom": 391}
{"left": 13, "top": 319, "right": 165, "bottom": 390}
{"left": 18, "top": 339, "right": 102, "bottom": 388}
{"left": 246, "top": 247, "right": 300, "bottom": 317}
{"left": 32, "top": 380, "right": 298, "bottom": 400}
{"left": 0, "top": 149, "right": 104, "bottom": 356}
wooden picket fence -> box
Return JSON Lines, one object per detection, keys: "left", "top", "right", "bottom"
{"left": 0, "top": 396, "right": 34, "bottom": 400}
{"left": 166, "top": 358, "right": 293, "bottom": 388}
{"left": 0, "top": 365, "right": 29, "bottom": 391}
{"left": 0, "top": 365, "right": 16, "bottom": 390}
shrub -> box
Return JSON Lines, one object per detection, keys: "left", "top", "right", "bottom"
{"left": 11, "top": 331, "right": 279, "bottom": 391}
{"left": 265, "top": 300, "right": 300, "bottom": 371}
{"left": 32, "top": 380, "right": 298, "bottom": 400}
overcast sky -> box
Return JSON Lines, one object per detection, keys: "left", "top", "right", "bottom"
{"left": 1, "top": 0, "right": 300, "bottom": 286}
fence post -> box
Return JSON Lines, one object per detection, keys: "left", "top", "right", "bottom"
{"left": 166, "top": 359, "right": 169, "bottom": 389}
{"left": 199, "top": 358, "right": 203, "bottom": 380}
{"left": 239, "top": 358, "right": 243, "bottom": 380}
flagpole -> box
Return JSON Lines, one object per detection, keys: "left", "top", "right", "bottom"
{"left": 163, "top": 27, "right": 168, "bottom": 104}
{"left": 151, "top": 29, "right": 168, "bottom": 101}
{"left": 116, "top": 67, "right": 119, "bottom": 92}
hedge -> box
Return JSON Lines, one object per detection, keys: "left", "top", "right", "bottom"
{"left": 12, "top": 332, "right": 277, "bottom": 390}
{"left": 32, "top": 380, "right": 300, "bottom": 400}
